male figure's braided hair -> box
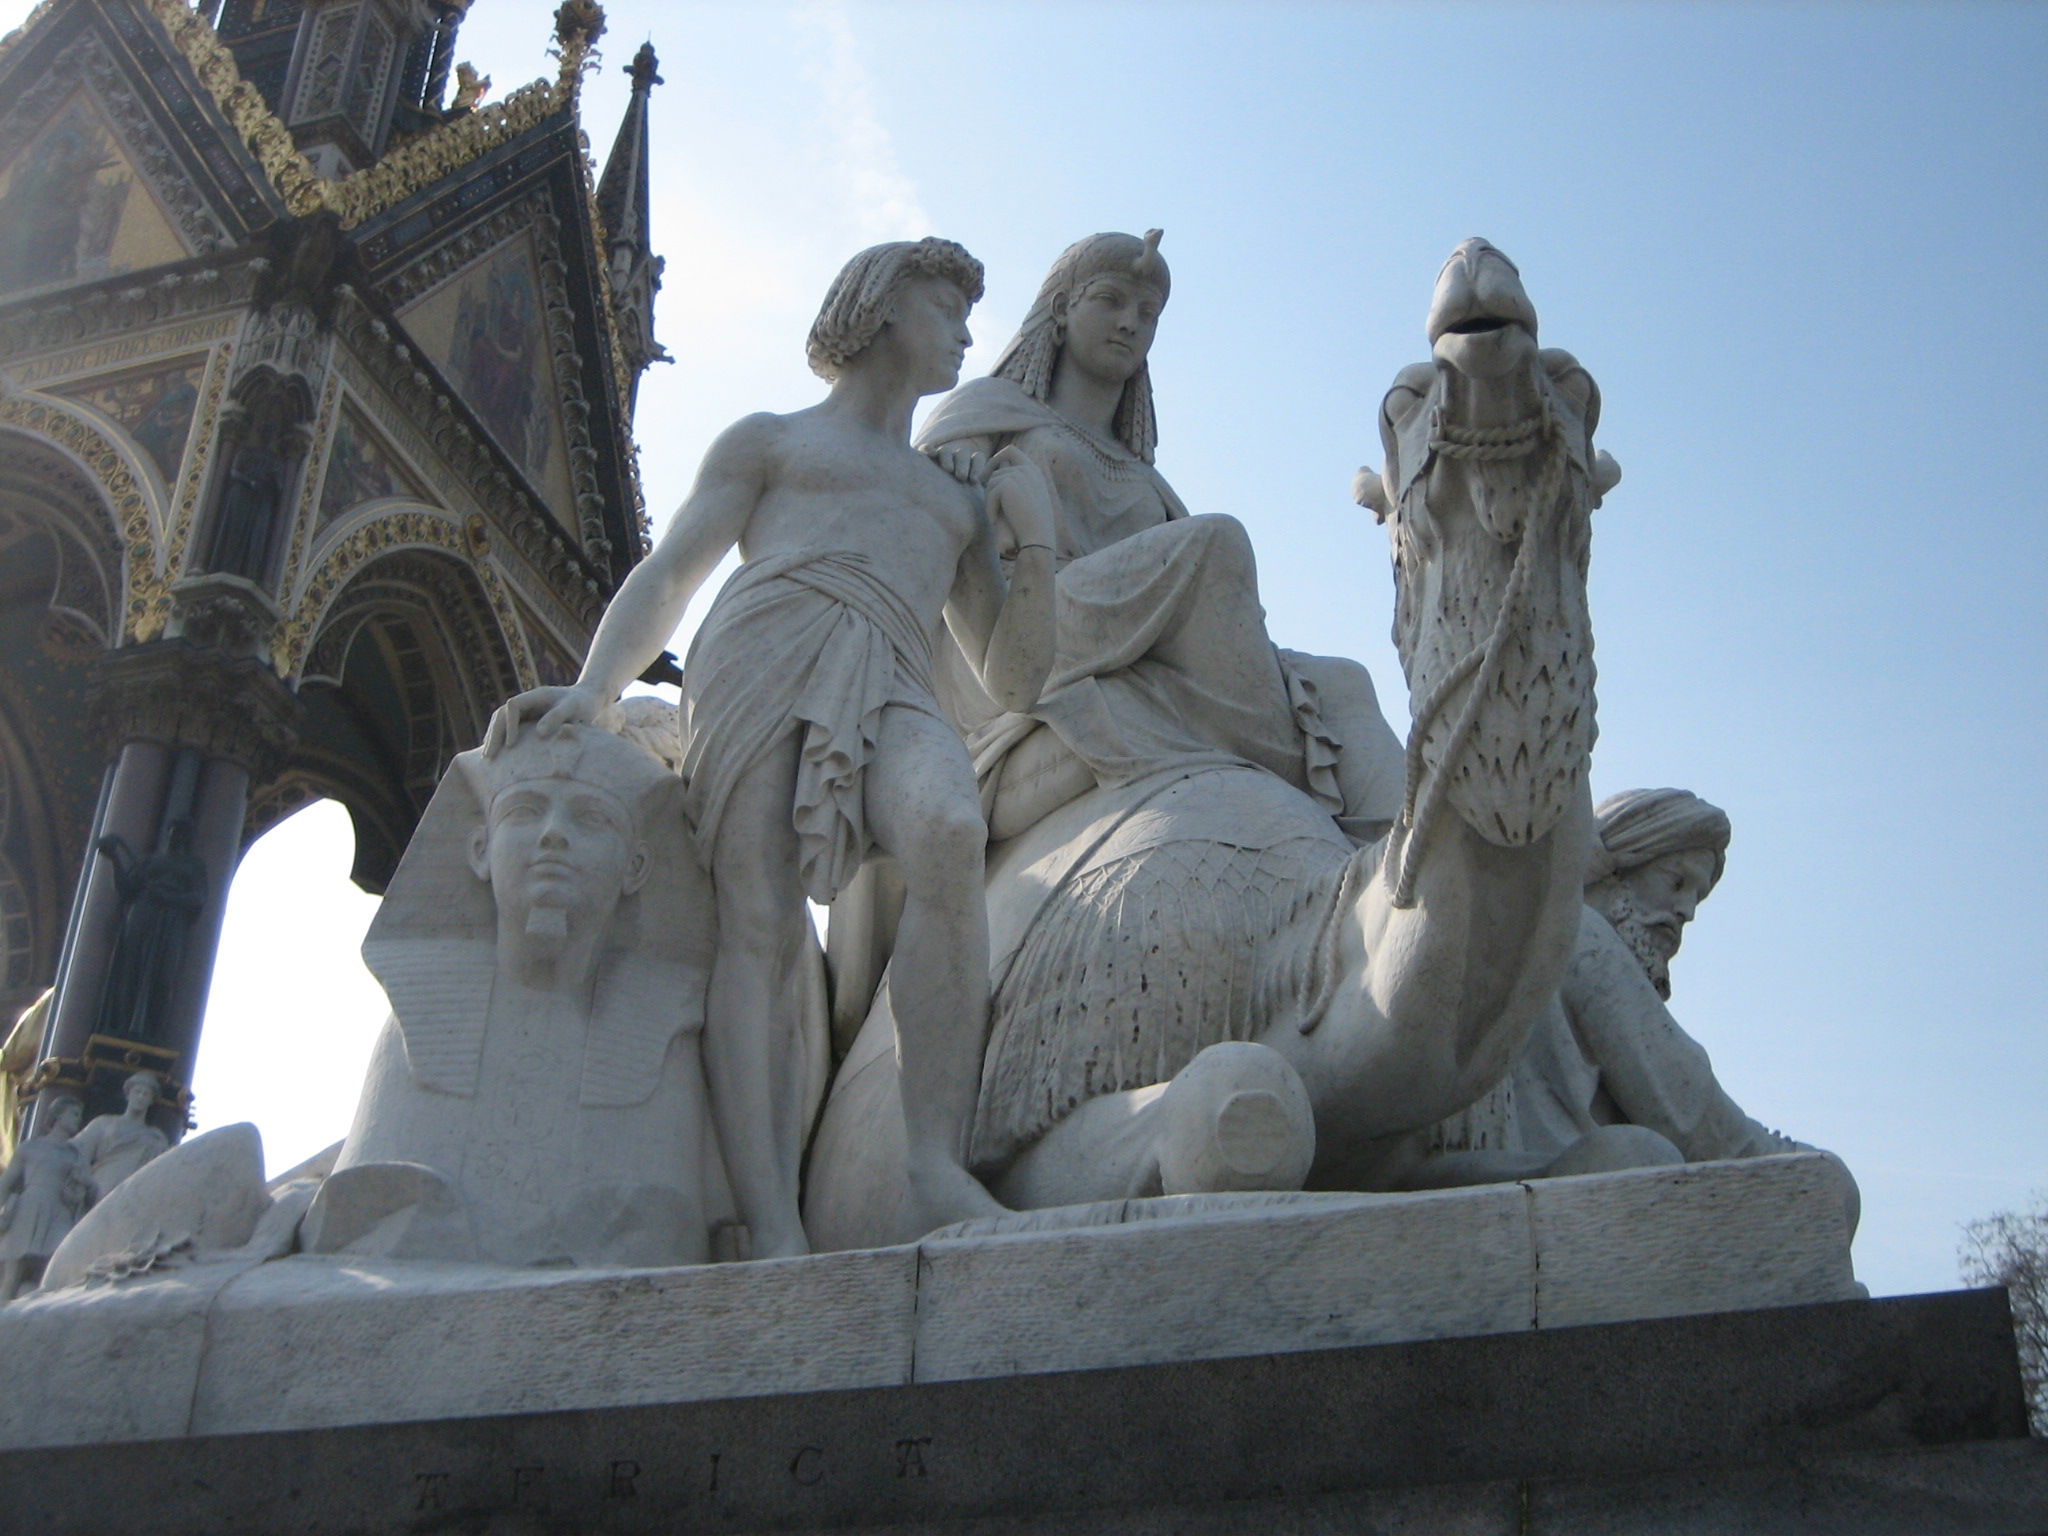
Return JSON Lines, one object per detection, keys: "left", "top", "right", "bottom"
{"left": 805, "top": 238, "right": 985, "bottom": 381}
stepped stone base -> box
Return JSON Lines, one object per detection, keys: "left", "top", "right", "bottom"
{"left": 0, "top": 1155, "right": 1856, "bottom": 1450}
{"left": 4, "top": 1155, "right": 2035, "bottom": 1532}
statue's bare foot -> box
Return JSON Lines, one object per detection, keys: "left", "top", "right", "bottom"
{"left": 904, "top": 1157, "right": 1008, "bottom": 1237}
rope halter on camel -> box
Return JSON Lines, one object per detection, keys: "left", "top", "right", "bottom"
{"left": 1389, "top": 382, "right": 1571, "bottom": 910}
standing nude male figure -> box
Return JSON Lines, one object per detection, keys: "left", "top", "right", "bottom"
{"left": 488, "top": 239, "right": 1056, "bottom": 1256}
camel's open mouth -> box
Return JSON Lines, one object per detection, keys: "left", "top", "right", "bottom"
{"left": 1443, "top": 315, "right": 1514, "bottom": 336}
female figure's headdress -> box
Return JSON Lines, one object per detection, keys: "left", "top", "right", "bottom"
{"left": 990, "top": 230, "right": 1169, "bottom": 463}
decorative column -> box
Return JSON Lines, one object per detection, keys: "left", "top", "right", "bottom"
{"left": 26, "top": 642, "right": 300, "bottom": 1142}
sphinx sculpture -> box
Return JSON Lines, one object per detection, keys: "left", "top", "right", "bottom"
{"left": 310, "top": 714, "right": 753, "bottom": 1268}
{"left": 804, "top": 237, "right": 1615, "bottom": 1246}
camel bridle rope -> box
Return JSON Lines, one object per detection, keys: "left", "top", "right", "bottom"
{"left": 1389, "top": 382, "right": 1571, "bottom": 910}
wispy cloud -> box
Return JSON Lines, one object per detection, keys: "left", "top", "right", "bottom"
{"left": 792, "top": 0, "right": 931, "bottom": 242}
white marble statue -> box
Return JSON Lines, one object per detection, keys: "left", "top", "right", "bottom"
{"left": 915, "top": 230, "right": 1406, "bottom": 849}
{"left": 70, "top": 1072, "right": 170, "bottom": 1200}
{"left": 486, "top": 239, "right": 1060, "bottom": 1255}
{"left": 41, "top": 1121, "right": 284, "bottom": 1292}
{"left": 825, "top": 228, "right": 1409, "bottom": 1052}
{"left": 317, "top": 717, "right": 731, "bottom": 1268}
{"left": 1410, "top": 789, "right": 1859, "bottom": 1227}
{"left": 0, "top": 1097, "right": 93, "bottom": 1300}
{"left": 804, "top": 238, "right": 1613, "bottom": 1246}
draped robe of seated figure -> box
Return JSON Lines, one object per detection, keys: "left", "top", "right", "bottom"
{"left": 918, "top": 231, "right": 1405, "bottom": 849}
{"left": 825, "top": 232, "right": 1408, "bottom": 1041}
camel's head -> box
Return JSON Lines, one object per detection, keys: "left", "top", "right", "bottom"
{"left": 1427, "top": 239, "right": 1538, "bottom": 380}
{"left": 1380, "top": 239, "right": 1601, "bottom": 869}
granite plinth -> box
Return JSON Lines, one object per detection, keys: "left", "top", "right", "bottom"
{"left": 0, "top": 1290, "right": 2036, "bottom": 1535}
{"left": 0, "top": 1155, "right": 1856, "bottom": 1450}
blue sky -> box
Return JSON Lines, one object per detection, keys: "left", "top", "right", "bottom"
{"left": 42, "top": 0, "right": 2029, "bottom": 1295}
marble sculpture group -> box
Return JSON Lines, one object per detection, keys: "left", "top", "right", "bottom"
{"left": 4, "top": 231, "right": 1856, "bottom": 1290}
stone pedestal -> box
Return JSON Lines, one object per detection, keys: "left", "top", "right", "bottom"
{"left": 0, "top": 1291, "right": 2039, "bottom": 1535}
{"left": 0, "top": 1157, "right": 2036, "bottom": 1533}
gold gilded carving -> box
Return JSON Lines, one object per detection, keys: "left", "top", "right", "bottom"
{"left": 321, "top": 75, "right": 568, "bottom": 229}
{"left": 143, "top": 1, "right": 603, "bottom": 234}
{"left": 0, "top": 394, "right": 165, "bottom": 640}
{"left": 2, "top": 0, "right": 617, "bottom": 280}
{"left": 142, "top": 0, "right": 326, "bottom": 218}
{"left": 160, "top": 342, "right": 232, "bottom": 584}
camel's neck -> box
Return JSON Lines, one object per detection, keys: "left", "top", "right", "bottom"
{"left": 1389, "top": 358, "right": 1597, "bottom": 885}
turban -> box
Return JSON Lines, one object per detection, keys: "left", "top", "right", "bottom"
{"left": 1586, "top": 788, "right": 1729, "bottom": 888}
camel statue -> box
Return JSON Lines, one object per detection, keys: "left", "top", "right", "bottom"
{"left": 803, "top": 240, "right": 1617, "bottom": 1248}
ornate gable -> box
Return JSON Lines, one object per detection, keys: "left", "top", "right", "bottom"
{"left": 0, "top": 1, "right": 297, "bottom": 268}
{"left": 358, "top": 116, "right": 646, "bottom": 588}
{"left": 0, "top": 90, "right": 197, "bottom": 301}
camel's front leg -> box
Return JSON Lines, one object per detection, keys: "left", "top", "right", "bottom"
{"left": 1269, "top": 788, "right": 1593, "bottom": 1187}
{"left": 992, "top": 1042, "right": 1317, "bottom": 1208}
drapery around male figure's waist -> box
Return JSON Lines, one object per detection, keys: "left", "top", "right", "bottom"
{"left": 686, "top": 548, "right": 939, "bottom": 698}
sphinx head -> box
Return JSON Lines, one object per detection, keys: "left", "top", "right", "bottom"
{"left": 456, "top": 725, "right": 666, "bottom": 962}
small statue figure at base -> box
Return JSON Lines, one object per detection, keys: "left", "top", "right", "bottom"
{"left": 0, "top": 1097, "right": 94, "bottom": 1300}
{"left": 72, "top": 1071, "right": 170, "bottom": 1199}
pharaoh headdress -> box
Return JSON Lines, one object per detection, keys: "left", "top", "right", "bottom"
{"left": 988, "top": 229, "right": 1170, "bottom": 463}
{"left": 361, "top": 721, "right": 713, "bottom": 1107}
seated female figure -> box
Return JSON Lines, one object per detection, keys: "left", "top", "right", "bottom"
{"left": 916, "top": 230, "right": 1403, "bottom": 844}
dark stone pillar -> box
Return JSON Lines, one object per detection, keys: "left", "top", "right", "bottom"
{"left": 27, "top": 642, "right": 299, "bottom": 1141}
{"left": 30, "top": 738, "right": 175, "bottom": 1117}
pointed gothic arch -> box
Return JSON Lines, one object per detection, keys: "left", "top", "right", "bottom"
{"left": 265, "top": 544, "right": 523, "bottom": 891}
{"left": 0, "top": 424, "right": 126, "bottom": 649}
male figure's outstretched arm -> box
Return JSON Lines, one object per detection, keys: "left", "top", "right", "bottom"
{"left": 484, "top": 413, "right": 776, "bottom": 754}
